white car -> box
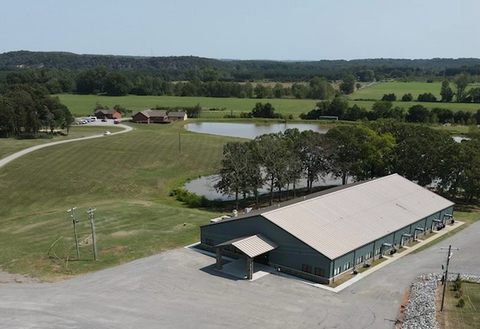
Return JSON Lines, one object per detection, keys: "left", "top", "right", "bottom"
{"left": 103, "top": 131, "right": 112, "bottom": 136}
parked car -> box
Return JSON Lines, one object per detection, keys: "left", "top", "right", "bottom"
{"left": 103, "top": 131, "right": 111, "bottom": 136}
{"left": 101, "top": 118, "right": 107, "bottom": 122}
{"left": 114, "top": 119, "right": 120, "bottom": 124}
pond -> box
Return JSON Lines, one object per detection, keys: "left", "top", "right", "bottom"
{"left": 183, "top": 122, "right": 333, "bottom": 200}
{"left": 185, "top": 122, "right": 329, "bottom": 139}
{"left": 184, "top": 174, "right": 343, "bottom": 201}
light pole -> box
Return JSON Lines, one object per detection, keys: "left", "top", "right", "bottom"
{"left": 67, "top": 207, "right": 80, "bottom": 258}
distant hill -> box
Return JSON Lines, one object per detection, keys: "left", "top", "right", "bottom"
{"left": 0, "top": 51, "right": 479, "bottom": 81}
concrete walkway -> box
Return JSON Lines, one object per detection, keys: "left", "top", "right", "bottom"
{"left": 0, "top": 121, "right": 132, "bottom": 170}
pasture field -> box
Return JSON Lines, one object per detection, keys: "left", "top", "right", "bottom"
{"left": 0, "top": 126, "right": 124, "bottom": 160}
{"left": 57, "top": 88, "right": 480, "bottom": 121}
{"left": 350, "top": 81, "right": 445, "bottom": 100}
{"left": 56, "top": 94, "right": 318, "bottom": 118}
{"left": 0, "top": 122, "right": 239, "bottom": 280}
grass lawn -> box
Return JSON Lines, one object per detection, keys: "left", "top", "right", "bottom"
{"left": 440, "top": 281, "right": 480, "bottom": 329}
{"left": 0, "top": 122, "right": 240, "bottom": 280}
{"left": 0, "top": 126, "right": 124, "bottom": 160}
{"left": 350, "top": 81, "right": 445, "bottom": 100}
{"left": 56, "top": 94, "right": 319, "bottom": 118}
{"left": 349, "top": 81, "right": 480, "bottom": 102}
{"left": 56, "top": 91, "right": 480, "bottom": 122}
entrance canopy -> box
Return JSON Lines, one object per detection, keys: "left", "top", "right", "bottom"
{"left": 216, "top": 234, "right": 278, "bottom": 258}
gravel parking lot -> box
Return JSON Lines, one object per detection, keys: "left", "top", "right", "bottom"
{"left": 1, "top": 221, "right": 479, "bottom": 329}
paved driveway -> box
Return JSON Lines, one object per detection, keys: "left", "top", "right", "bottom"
{"left": 1, "top": 221, "right": 479, "bottom": 329}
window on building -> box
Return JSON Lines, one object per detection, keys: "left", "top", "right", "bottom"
{"left": 205, "top": 238, "right": 214, "bottom": 246}
{"left": 302, "top": 264, "right": 312, "bottom": 273}
{"left": 365, "top": 252, "right": 372, "bottom": 260}
{"left": 334, "top": 266, "right": 341, "bottom": 276}
{"left": 314, "top": 267, "right": 325, "bottom": 277}
{"left": 343, "top": 262, "right": 351, "bottom": 271}
{"left": 356, "top": 256, "right": 364, "bottom": 265}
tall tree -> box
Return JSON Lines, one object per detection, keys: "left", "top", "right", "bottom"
{"left": 214, "top": 141, "right": 262, "bottom": 209}
{"left": 339, "top": 74, "right": 356, "bottom": 94}
{"left": 454, "top": 73, "right": 470, "bottom": 102}
{"left": 440, "top": 80, "right": 454, "bottom": 102}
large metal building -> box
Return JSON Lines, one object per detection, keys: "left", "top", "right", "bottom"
{"left": 200, "top": 174, "right": 454, "bottom": 284}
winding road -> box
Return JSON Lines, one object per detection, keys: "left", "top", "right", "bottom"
{"left": 0, "top": 121, "right": 132, "bottom": 170}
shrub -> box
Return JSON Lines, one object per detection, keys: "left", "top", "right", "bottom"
{"left": 454, "top": 274, "right": 463, "bottom": 291}
{"left": 455, "top": 288, "right": 463, "bottom": 298}
{"left": 457, "top": 298, "right": 465, "bottom": 308}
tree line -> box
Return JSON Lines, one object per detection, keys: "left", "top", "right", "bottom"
{"left": 1, "top": 51, "right": 479, "bottom": 82}
{"left": 215, "top": 122, "right": 480, "bottom": 208}
{"left": 301, "top": 98, "right": 480, "bottom": 125}
{"left": 0, "top": 84, "right": 74, "bottom": 138}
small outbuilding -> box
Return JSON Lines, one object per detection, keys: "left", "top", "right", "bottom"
{"left": 200, "top": 174, "right": 454, "bottom": 283}
{"left": 167, "top": 111, "right": 188, "bottom": 122}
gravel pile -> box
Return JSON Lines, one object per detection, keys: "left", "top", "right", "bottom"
{"left": 402, "top": 275, "right": 438, "bottom": 329}
{"left": 401, "top": 273, "right": 480, "bottom": 329}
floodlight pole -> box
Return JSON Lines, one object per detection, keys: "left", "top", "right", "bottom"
{"left": 440, "top": 245, "right": 459, "bottom": 312}
{"left": 67, "top": 207, "right": 80, "bottom": 258}
{"left": 87, "top": 208, "right": 98, "bottom": 261}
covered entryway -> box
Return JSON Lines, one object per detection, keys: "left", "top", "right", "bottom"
{"left": 215, "top": 234, "right": 278, "bottom": 280}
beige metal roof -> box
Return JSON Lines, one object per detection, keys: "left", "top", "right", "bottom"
{"left": 216, "top": 234, "right": 278, "bottom": 258}
{"left": 262, "top": 174, "right": 454, "bottom": 260}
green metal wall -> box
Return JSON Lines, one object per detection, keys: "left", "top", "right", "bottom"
{"left": 201, "top": 216, "right": 332, "bottom": 278}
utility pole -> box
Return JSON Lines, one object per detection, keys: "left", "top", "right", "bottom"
{"left": 440, "top": 245, "right": 460, "bottom": 312}
{"left": 178, "top": 132, "right": 181, "bottom": 153}
{"left": 67, "top": 207, "right": 80, "bottom": 258}
{"left": 87, "top": 208, "right": 98, "bottom": 261}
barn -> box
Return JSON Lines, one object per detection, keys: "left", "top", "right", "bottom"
{"left": 199, "top": 174, "right": 454, "bottom": 284}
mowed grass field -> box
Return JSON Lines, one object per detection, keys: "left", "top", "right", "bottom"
{"left": 0, "top": 122, "right": 240, "bottom": 280}
{"left": 0, "top": 126, "right": 124, "bottom": 160}
{"left": 56, "top": 94, "right": 319, "bottom": 119}
{"left": 350, "top": 81, "right": 445, "bottom": 100}
{"left": 56, "top": 81, "right": 480, "bottom": 121}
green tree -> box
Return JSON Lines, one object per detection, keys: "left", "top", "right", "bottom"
{"left": 309, "top": 77, "right": 334, "bottom": 99}
{"left": 253, "top": 133, "right": 289, "bottom": 205}
{"left": 455, "top": 73, "right": 470, "bottom": 102}
{"left": 406, "top": 105, "right": 430, "bottom": 123}
{"left": 328, "top": 97, "right": 349, "bottom": 119}
{"left": 273, "top": 83, "right": 285, "bottom": 98}
{"left": 401, "top": 93, "right": 413, "bottom": 101}
{"left": 326, "top": 125, "right": 395, "bottom": 184}
{"left": 298, "top": 130, "right": 333, "bottom": 192}
{"left": 105, "top": 72, "right": 130, "bottom": 96}
{"left": 251, "top": 102, "right": 278, "bottom": 118}
{"left": 382, "top": 93, "right": 397, "bottom": 101}
{"left": 339, "top": 74, "right": 356, "bottom": 94}
{"left": 440, "top": 80, "right": 454, "bottom": 102}
{"left": 215, "top": 141, "right": 262, "bottom": 209}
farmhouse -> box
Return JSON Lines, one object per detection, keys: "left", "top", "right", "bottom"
{"left": 132, "top": 109, "right": 187, "bottom": 123}
{"left": 132, "top": 109, "right": 169, "bottom": 123}
{"left": 94, "top": 109, "right": 122, "bottom": 119}
{"left": 200, "top": 174, "right": 454, "bottom": 284}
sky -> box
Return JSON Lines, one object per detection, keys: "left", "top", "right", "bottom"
{"left": 1, "top": 0, "right": 479, "bottom": 61}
